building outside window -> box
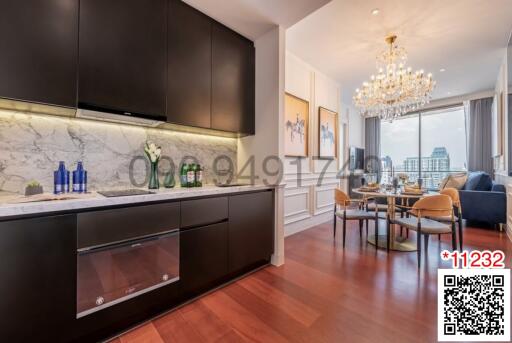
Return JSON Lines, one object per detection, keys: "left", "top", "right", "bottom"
{"left": 380, "top": 106, "right": 467, "bottom": 189}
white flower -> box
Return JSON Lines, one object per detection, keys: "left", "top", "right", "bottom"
{"left": 144, "top": 141, "right": 161, "bottom": 163}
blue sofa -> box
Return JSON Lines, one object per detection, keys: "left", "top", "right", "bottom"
{"left": 458, "top": 171, "right": 506, "bottom": 227}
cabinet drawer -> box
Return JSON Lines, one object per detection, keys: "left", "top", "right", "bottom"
{"left": 77, "top": 202, "right": 180, "bottom": 249}
{"left": 181, "top": 197, "right": 228, "bottom": 228}
{"left": 180, "top": 222, "right": 228, "bottom": 296}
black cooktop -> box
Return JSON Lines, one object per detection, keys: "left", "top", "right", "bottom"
{"left": 98, "top": 189, "right": 155, "bottom": 197}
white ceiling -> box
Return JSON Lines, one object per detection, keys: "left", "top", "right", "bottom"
{"left": 183, "top": 0, "right": 331, "bottom": 40}
{"left": 286, "top": 0, "right": 512, "bottom": 104}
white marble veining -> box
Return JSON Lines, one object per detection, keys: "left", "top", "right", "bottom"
{"left": 0, "top": 109, "right": 237, "bottom": 194}
{"left": 0, "top": 184, "right": 273, "bottom": 218}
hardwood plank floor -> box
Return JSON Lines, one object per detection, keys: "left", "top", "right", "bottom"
{"left": 115, "top": 220, "right": 512, "bottom": 343}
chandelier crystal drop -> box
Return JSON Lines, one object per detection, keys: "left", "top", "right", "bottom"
{"left": 353, "top": 35, "right": 435, "bottom": 121}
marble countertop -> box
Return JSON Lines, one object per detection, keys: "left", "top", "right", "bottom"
{"left": 0, "top": 184, "right": 273, "bottom": 219}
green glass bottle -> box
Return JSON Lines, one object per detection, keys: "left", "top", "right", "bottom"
{"left": 195, "top": 164, "right": 203, "bottom": 187}
{"left": 180, "top": 163, "right": 188, "bottom": 188}
{"left": 186, "top": 164, "right": 196, "bottom": 188}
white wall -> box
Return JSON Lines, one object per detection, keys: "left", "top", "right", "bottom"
{"left": 342, "top": 102, "right": 364, "bottom": 148}
{"left": 283, "top": 51, "right": 354, "bottom": 236}
{"left": 238, "top": 26, "right": 286, "bottom": 266}
{"left": 493, "top": 48, "right": 511, "bottom": 241}
{"left": 494, "top": 53, "right": 508, "bottom": 173}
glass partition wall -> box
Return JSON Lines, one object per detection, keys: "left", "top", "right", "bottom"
{"left": 380, "top": 105, "right": 467, "bottom": 189}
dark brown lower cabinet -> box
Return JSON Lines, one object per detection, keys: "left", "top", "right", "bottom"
{"left": 0, "top": 214, "right": 76, "bottom": 342}
{"left": 180, "top": 222, "right": 229, "bottom": 296}
{"left": 228, "top": 191, "right": 274, "bottom": 273}
{"left": 0, "top": 190, "right": 274, "bottom": 342}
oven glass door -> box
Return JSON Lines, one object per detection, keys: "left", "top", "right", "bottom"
{"left": 76, "top": 230, "right": 179, "bottom": 318}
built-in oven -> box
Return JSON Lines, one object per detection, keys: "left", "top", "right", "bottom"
{"left": 76, "top": 202, "right": 181, "bottom": 318}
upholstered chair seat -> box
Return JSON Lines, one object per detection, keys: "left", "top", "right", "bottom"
{"left": 393, "top": 217, "right": 451, "bottom": 234}
{"left": 336, "top": 209, "right": 376, "bottom": 220}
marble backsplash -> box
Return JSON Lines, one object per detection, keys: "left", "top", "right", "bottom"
{"left": 0, "top": 110, "right": 237, "bottom": 194}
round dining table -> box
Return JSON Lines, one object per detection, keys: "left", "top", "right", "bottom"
{"left": 352, "top": 188, "right": 438, "bottom": 252}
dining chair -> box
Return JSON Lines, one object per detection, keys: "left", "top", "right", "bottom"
{"left": 434, "top": 188, "right": 463, "bottom": 250}
{"left": 367, "top": 197, "right": 411, "bottom": 238}
{"left": 388, "top": 194, "right": 456, "bottom": 268}
{"left": 334, "top": 189, "right": 378, "bottom": 248}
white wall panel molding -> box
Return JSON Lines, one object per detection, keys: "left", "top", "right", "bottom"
{"left": 284, "top": 186, "right": 311, "bottom": 225}
{"left": 314, "top": 183, "right": 337, "bottom": 215}
{"left": 285, "top": 179, "right": 339, "bottom": 190}
{"left": 284, "top": 172, "right": 338, "bottom": 182}
{"left": 285, "top": 211, "right": 332, "bottom": 237}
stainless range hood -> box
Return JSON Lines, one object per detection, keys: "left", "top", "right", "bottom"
{"left": 0, "top": 98, "right": 165, "bottom": 127}
{"left": 76, "top": 108, "right": 165, "bottom": 128}
{"left": 0, "top": 98, "right": 239, "bottom": 138}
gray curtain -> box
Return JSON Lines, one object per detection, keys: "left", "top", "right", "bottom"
{"left": 365, "top": 117, "right": 381, "bottom": 176}
{"left": 467, "top": 97, "right": 493, "bottom": 175}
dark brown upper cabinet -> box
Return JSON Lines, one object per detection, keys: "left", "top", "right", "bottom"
{"left": 212, "top": 22, "right": 255, "bottom": 135}
{"left": 167, "top": 0, "right": 212, "bottom": 128}
{"left": 78, "top": 0, "right": 167, "bottom": 119}
{"left": 0, "top": 0, "right": 78, "bottom": 108}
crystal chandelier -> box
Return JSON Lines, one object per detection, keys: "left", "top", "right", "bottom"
{"left": 353, "top": 35, "right": 435, "bottom": 121}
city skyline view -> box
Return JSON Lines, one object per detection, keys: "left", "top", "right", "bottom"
{"left": 380, "top": 106, "right": 467, "bottom": 188}
{"left": 380, "top": 106, "right": 467, "bottom": 170}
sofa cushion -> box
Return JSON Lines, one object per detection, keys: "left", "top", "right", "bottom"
{"left": 439, "top": 172, "right": 467, "bottom": 190}
{"left": 464, "top": 172, "right": 493, "bottom": 191}
{"left": 492, "top": 183, "right": 506, "bottom": 193}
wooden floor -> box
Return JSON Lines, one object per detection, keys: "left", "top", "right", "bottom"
{"left": 113, "top": 220, "right": 512, "bottom": 343}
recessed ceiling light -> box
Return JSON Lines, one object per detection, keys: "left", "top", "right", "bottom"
{"left": 447, "top": 91, "right": 452, "bottom": 95}
{"left": 371, "top": 8, "right": 380, "bottom": 15}
{"left": 439, "top": 68, "right": 446, "bottom": 72}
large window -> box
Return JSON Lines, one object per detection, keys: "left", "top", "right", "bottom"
{"left": 380, "top": 106, "right": 467, "bottom": 189}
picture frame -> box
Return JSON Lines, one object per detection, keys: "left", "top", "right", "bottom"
{"left": 318, "top": 107, "right": 338, "bottom": 159}
{"left": 284, "top": 93, "right": 309, "bottom": 157}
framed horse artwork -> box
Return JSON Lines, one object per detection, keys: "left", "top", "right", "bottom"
{"left": 318, "top": 107, "right": 337, "bottom": 159}
{"left": 284, "top": 93, "right": 309, "bottom": 157}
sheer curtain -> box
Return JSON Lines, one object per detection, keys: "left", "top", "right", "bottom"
{"left": 467, "top": 97, "right": 493, "bottom": 175}
{"left": 463, "top": 100, "right": 470, "bottom": 165}
{"left": 364, "top": 117, "right": 381, "bottom": 176}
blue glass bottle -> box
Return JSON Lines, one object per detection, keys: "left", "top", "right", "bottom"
{"left": 72, "top": 163, "right": 81, "bottom": 193}
{"left": 73, "top": 162, "right": 87, "bottom": 193}
{"left": 54, "top": 161, "right": 66, "bottom": 194}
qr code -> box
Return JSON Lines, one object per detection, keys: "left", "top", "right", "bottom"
{"left": 438, "top": 269, "right": 510, "bottom": 342}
